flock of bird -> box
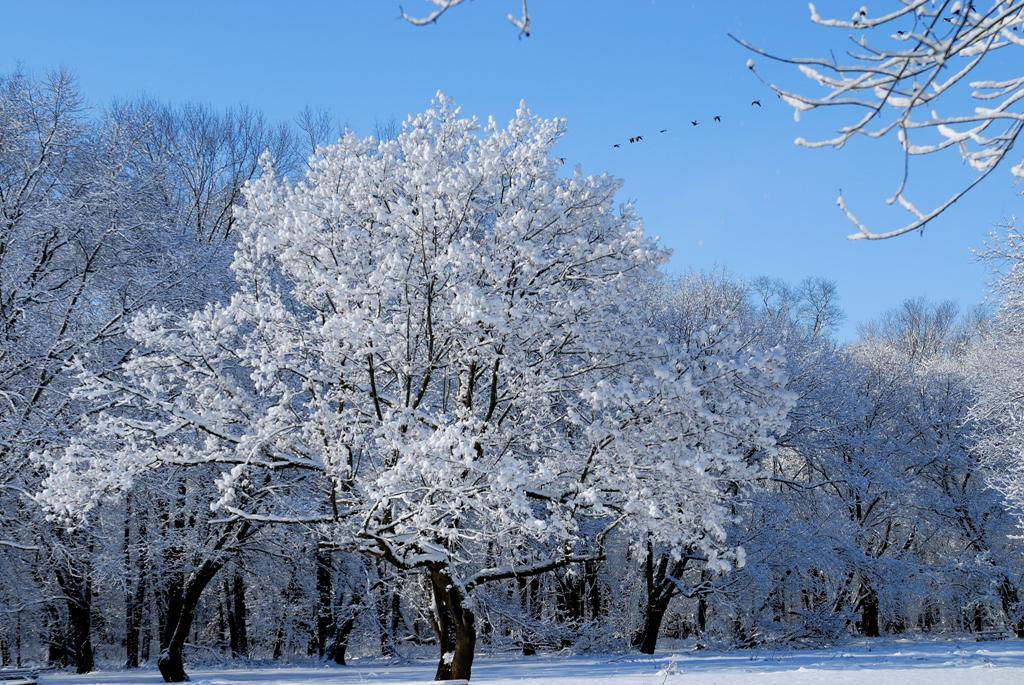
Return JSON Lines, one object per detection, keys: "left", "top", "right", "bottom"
{"left": 612, "top": 99, "right": 762, "bottom": 148}
{"left": 606, "top": 4, "right": 1024, "bottom": 151}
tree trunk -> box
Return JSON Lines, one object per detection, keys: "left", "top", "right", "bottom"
{"left": 518, "top": 576, "right": 540, "bottom": 656}
{"left": 859, "top": 584, "right": 880, "bottom": 637}
{"left": 53, "top": 563, "right": 94, "bottom": 674}
{"left": 224, "top": 573, "right": 248, "bottom": 658}
{"left": 997, "top": 575, "right": 1024, "bottom": 637}
{"left": 631, "top": 541, "right": 684, "bottom": 655}
{"left": 157, "top": 559, "right": 224, "bottom": 682}
{"left": 45, "top": 603, "right": 69, "bottom": 668}
{"left": 634, "top": 598, "right": 670, "bottom": 655}
{"left": 429, "top": 566, "right": 476, "bottom": 681}
{"left": 67, "top": 584, "right": 94, "bottom": 674}
{"left": 125, "top": 500, "right": 147, "bottom": 668}
{"left": 315, "top": 549, "right": 334, "bottom": 658}
{"left": 328, "top": 596, "right": 360, "bottom": 666}
{"left": 374, "top": 561, "right": 397, "bottom": 657}
{"left": 586, "top": 560, "right": 602, "bottom": 620}
{"left": 141, "top": 601, "right": 152, "bottom": 663}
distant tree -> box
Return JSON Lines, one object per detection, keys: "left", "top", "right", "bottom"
{"left": 738, "top": 1, "right": 1024, "bottom": 239}
{"left": 971, "top": 228, "right": 1024, "bottom": 531}
{"left": 0, "top": 67, "right": 300, "bottom": 677}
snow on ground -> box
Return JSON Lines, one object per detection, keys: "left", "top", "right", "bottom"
{"left": 39, "top": 639, "right": 1024, "bottom": 685}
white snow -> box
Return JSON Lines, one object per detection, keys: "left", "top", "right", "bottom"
{"left": 39, "top": 639, "right": 1024, "bottom": 685}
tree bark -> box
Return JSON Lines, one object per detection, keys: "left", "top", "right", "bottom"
{"left": 66, "top": 583, "right": 94, "bottom": 674}
{"left": 328, "top": 595, "right": 361, "bottom": 666}
{"left": 635, "top": 599, "right": 670, "bottom": 655}
{"left": 224, "top": 573, "right": 248, "bottom": 658}
{"left": 374, "top": 561, "right": 397, "bottom": 657}
{"left": 632, "top": 541, "right": 687, "bottom": 655}
{"left": 429, "top": 566, "right": 476, "bottom": 681}
{"left": 315, "top": 549, "right": 334, "bottom": 658}
{"left": 53, "top": 564, "right": 94, "bottom": 674}
{"left": 518, "top": 576, "right": 540, "bottom": 656}
{"left": 157, "top": 559, "right": 224, "bottom": 682}
{"left": 997, "top": 575, "right": 1024, "bottom": 637}
{"left": 858, "top": 584, "right": 880, "bottom": 637}
{"left": 125, "top": 498, "right": 147, "bottom": 668}
{"left": 44, "top": 603, "right": 69, "bottom": 668}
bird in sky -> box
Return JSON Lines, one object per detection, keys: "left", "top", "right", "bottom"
{"left": 751, "top": 100, "right": 762, "bottom": 107}
{"left": 659, "top": 129, "right": 668, "bottom": 133}
{"left": 613, "top": 143, "right": 620, "bottom": 148}
{"left": 691, "top": 120, "right": 699, "bottom": 127}
{"left": 714, "top": 115, "right": 721, "bottom": 122}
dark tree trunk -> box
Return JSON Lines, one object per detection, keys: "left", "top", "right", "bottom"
{"left": 518, "top": 576, "right": 540, "bottom": 656}
{"left": 429, "top": 566, "right": 476, "bottom": 681}
{"left": 67, "top": 583, "right": 94, "bottom": 674}
{"left": 586, "top": 560, "right": 602, "bottom": 620}
{"left": 328, "top": 595, "right": 361, "bottom": 666}
{"left": 157, "top": 559, "right": 225, "bottom": 682}
{"left": 141, "top": 601, "right": 152, "bottom": 663}
{"left": 53, "top": 562, "right": 94, "bottom": 674}
{"left": 125, "top": 500, "right": 147, "bottom": 668}
{"left": 997, "top": 575, "right": 1024, "bottom": 637}
{"left": 859, "top": 584, "right": 880, "bottom": 637}
{"left": 315, "top": 549, "right": 334, "bottom": 658}
{"left": 125, "top": 597, "right": 141, "bottom": 667}
{"left": 272, "top": 624, "right": 285, "bottom": 660}
{"left": 696, "top": 565, "right": 712, "bottom": 634}
{"left": 224, "top": 573, "right": 248, "bottom": 658}
{"left": 374, "top": 561, "right": 397, "bottom": 657}
{"left": 632, "top": 541, "right": 688, "bottom": 655}
{"left": 329, "top": 616, "right": 356, "bottom": 665}
{"left": 635, "top": 599, "right": 670, "bottom": 655}
{"left": 45, "top": 603, "right": 69, "bottom": 668}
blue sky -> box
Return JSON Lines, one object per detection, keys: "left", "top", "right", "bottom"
{"left": 3, "top": 1, "right": 1020, "bottom": 338}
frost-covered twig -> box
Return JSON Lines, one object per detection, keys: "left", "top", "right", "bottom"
{"left": 401, "top": 0, "right": 531, "bottom": 35}
{"left": 737, "top": 1, "right": 1024, "bottom": 240}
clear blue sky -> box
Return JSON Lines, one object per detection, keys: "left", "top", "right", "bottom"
{"left": 3, "top": 1, "right": 1019, "bottom": 339}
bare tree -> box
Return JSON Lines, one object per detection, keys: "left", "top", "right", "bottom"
{"left": 115, "top": 99, "right": 299, "bottom": 241}
{"left": 295, "top": 106, "right": 337, "bottom": 155}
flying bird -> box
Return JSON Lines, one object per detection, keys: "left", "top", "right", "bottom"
{"left": 557, "top": 157, "right": 565, "bottom": 164}
{"left": 691, "top": 120, "right": 699, "bottom": 127}
{"left": 751, "top": 100, "right": 762, "bottom": 107}
{"left": 660, "top": 129, "right": 668, "bottom": 133}
{"left": 613, "top": 143, "right": 621, "bottom": 148}
{"left": 714, "top": 115, "right": 721, "bottom": 123}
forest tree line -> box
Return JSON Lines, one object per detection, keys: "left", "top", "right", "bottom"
{"left": 1, "top": 70, "right": 1023, "bottom": 682}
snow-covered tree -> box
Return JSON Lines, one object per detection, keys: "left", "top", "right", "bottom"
{"left": 739, "top": 1, "right": 1024, "bottom": 239}
{"left": 0, "top": 67, "right": 301, "bottom": 675}
{"left": 38, "top": 94, "right": 793, "bottom": 680}
{"left": 626, "top": 273, "right": 794, "bottom": 654}
{"left": 971, "top": 228, "right": 1024, "bottom": 531}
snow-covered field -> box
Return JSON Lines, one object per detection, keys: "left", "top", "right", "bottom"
{"left": 38, "top": 639, "right": 1024, "bottom": 685}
